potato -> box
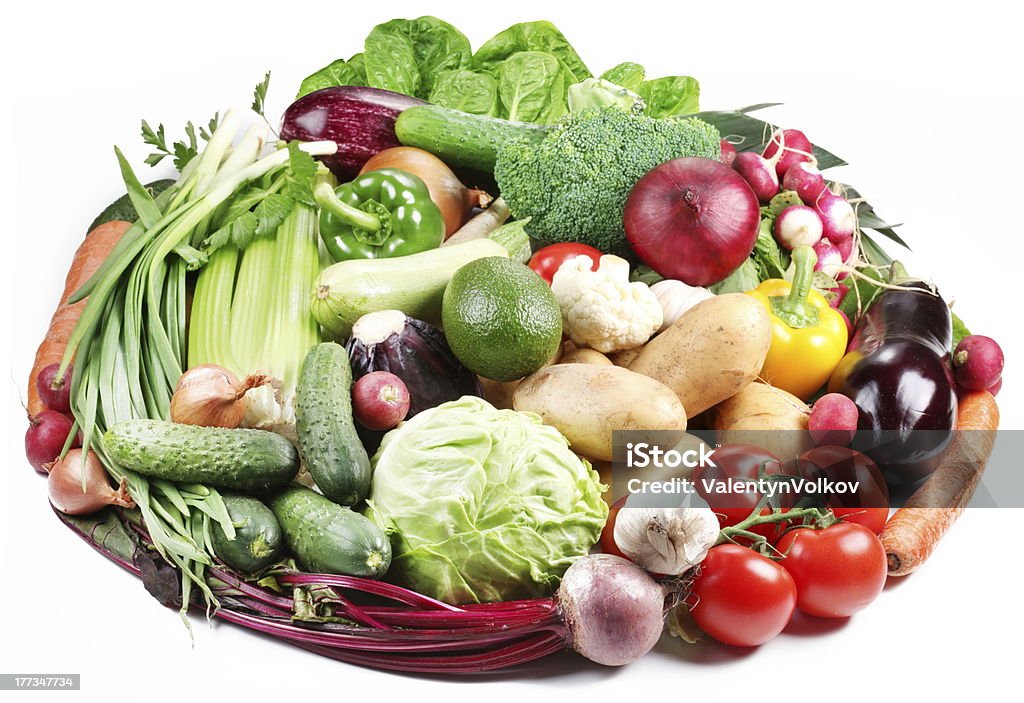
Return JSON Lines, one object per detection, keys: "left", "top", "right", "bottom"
{"left": 710, "top": 382, "right": 814, "bottom": 460}
{"left": 513, "top": 364, "right": 687, "bottom": 462}
{"left": 608, "top": 347, "right": 642, "bottom": 367}
{"left": 628, "top": 294, "right": 771, "bottom": 418}
{"left": 561, "top": 347, "right": 613, "bottom": 365}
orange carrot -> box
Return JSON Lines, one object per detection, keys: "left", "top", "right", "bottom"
{"left": 27, "top": 221, "right": 132, "bottom": 416}
{"left": 880, "top": 391, "right": 1000, "bottom": 576}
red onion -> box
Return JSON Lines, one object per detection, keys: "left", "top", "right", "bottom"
{"left": 782, "top": 162, "right": 827, "bottom": 204}
{"left": 624, "top": 157, "right": 760, "bottom": 286}
{"left": 48, "top": 449, "right": 135, "bottom": 516}
{"left": 26, "top": 410, "right": 79, "bottom": 474}
{"left": 36, "top": 362, "right": 72, "bottom": 413}
{"left": 817, "top": 192, "right": 856, "bottom": 243}
{"left": 732, "top": 151, "right": 779, "bottom": 202}
{"left": 763, "top": 128, "right": 814, "bottom": 179}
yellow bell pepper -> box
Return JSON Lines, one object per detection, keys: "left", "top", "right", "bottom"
{"left": 746, "top": 246, "right": 848, "bottom": 400}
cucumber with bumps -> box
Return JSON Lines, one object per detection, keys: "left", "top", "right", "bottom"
{"left": 104, "top": 419, "right": 298, "bottom": 492}
{"left": 295, "top": 342, "right": 371, "bottom": 505}
{"left": 271, "top": 484, "right": 391, "bottom": 577}
{"left": 211, "top": 494, "right": 283, "bottom": 573}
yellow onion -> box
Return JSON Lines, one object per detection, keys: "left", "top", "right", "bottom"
{"left": 359, "top": 147, "right": 491, "bottom": 236}
{"left": 170, "top": 364, "right": 271, "bottom": 428}
{"left": 48, "top": 449, "right": 135, "bottom": 516}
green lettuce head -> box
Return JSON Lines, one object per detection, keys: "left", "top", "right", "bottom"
{"left": 367, "top": 396, "right": 608, "bottom": 604}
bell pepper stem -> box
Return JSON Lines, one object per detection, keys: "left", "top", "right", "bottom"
{"left": 313, "top": 181, "right": 382, "bottom": 233}
{"left": 770, "top": 245, "right": 820, "bottom": 329}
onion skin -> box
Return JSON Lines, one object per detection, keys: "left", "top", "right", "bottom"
{"left": 624, "top": 157, "right": 760, "bottom": 286}
{"left": 48, "top": 449, "right": 135, "bottom": 516}
{"left": 558, "top": 554, "right": 666, "bottom": 666}
{"left": 360, "top": 147, "right": 490, "bottom": 237}
{"left": 170, "top": 364, "right": 270, "bottom": 429}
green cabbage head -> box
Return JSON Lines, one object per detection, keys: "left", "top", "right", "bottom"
{"left": 367, "top": 396, "right": 608, "bottom": 604}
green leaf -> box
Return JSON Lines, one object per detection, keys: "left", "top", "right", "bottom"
{"left": 283, "top": 142, "right": 318, "bottom": 205}
{"left": 600, "top": 62, "right": 645, "bottom": 91}
{"left": 364, "top": 27, "right": 420, "bottom": 95}
{"left": 951, "top": 312, "right": 971, "bottom": 350}
{"left": 710, "top": 258, "right": 760, "bottom": 294}
{"left": 429, "top": 69, "right": 498, "bottom": 115}
{"left": 638, "top": 75, "right": 700, "bottom": 118}
{"left": 205, "top": 212, "right": 259, "bottom": 252}
{"left": 837, "top": 183, "right": 909, "bottom": 249}
{"left": 252, "top": 71, "right": 271, "bottom": 117}
{"left": 839, "top": 265, "right": 887, "bottom": 321}
{"left": 370, "top": 17, "right": 472, "bottom": 98}
{"left": 753, "top": 218, "right": 787, "bottom": 280}
{"left": 254, "top": 193, "right": 295, "bottom": 238}
{"left": 474, "top": 20, "right": 591, "bottom": 83}
{"left": 296, "top": 57, "right": 367, "bottom": 98}
{"left": 114, "top": 146, "right": 162, "bottom": 228}
{"left": 498, "top": 51, "right": 566, "bottom": 123}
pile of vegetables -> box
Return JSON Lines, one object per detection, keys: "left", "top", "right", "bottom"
{"left": 24, "top": 15, "right": 1007, "bottom": 673}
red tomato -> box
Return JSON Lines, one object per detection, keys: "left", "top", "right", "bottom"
{"left": 693, "top": 444, "right": 790, "bottom": 543}
{"left": 775, "top": 523, "right": 887, "bottom": 618}
{"left": 599, "top": 496, "right": 628, "bottom": 558}
{"left": 528, "top": 243, "right": 604, "bottom": 284}
{"left": 797, "top": 446, "right": 889, "bottom": 535}
{"left": 689, "top": 545, "right": 797, "bottom": 647}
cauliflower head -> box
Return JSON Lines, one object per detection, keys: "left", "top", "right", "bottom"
{"left": 551, "top": 254, "right": 662, "bottom": 353}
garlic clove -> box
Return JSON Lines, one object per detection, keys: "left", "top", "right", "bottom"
{"left": 614, "top": 507, "right": 719, "bottom": 575}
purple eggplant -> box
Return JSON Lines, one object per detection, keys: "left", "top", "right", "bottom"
{"left": 280, "top": 86, "right": 426, "bottom": 180}
{"left": 830, "top": 267, "right": 957, "bottom": 485}
{"left": 346, "top": 310, "right": 481, "bottom": 418}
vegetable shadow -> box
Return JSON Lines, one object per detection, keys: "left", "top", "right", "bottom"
{"left": 653, "top": 633, "right": 756, "bottom": 665}
{"left": 782, "top": 610, "right": 850, "bottom": 637}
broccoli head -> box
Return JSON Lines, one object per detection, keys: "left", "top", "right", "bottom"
{"left": 494, "top": 108, "right": 721, "bottom": 253}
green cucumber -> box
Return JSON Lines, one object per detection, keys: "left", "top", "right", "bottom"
{"left": 211, "top": 494, "right": 283, "bottom": 573}
{"left": 295, "top": 343, "right": 371, "bottom": 506}
{"left": 271, "top": 485, "right": 391, "bottom": 577}
{"left": 104, "top": 420, "right": 298, "bottom": 492}
{"left": 395, "top": 105, "right": 549, "bottom": 173}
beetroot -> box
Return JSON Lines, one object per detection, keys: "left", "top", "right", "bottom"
{"left": 624, "top": 157, "right": 760, "bottom": 286}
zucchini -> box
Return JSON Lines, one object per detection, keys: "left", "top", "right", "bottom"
{"left": 311, "top": 238, "right": 508, "bottom": 339}
{"left": 211, "top": 494, "right": 283, "bottom": 573}
{"left": 395, "top": 105, "right": 548, "bottom": 173}
{"left": 104, "top": 419, "right": 298, "bottom": 492}
{"left": 271, "top": 485, "right": 391, "bottom": 577}
{"left": 295, "top": 343, "right": 370, "bottom": 505}
{"left": 88, "top": 179, "right": 175, "bottom": 232}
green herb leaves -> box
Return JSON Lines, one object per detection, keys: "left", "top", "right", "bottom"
{"left": 141, "top": 114, "right": 219, "bottom": 170}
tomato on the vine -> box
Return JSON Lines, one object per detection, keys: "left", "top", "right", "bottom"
{"left": 797, "top": 446, "right": 890, "bottom": 535}
{"left": 689, "top": 545, "right": 796, "bottom": 647}
{"left": 829, "top": 507, "right": 889, "bottom": 535}
{"left": 775, "top": 522, "right": 887, "bottom": 618}
{"left": 527, "top": 243, "right": 604, "bottom": 284}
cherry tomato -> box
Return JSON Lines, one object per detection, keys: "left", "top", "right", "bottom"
{"left": 689, "top": 545, "right": 797, "bottom": 647}
{"left": 797, "top": 446, "right": 889, "bottom": 534}
{"left": 527, "top": 243, "right": 604, "bottom": 284}
{"left": 775, "top": 523, "right": 887, "bottom": 618}
{"left": 693, "top": 444, "right": 790, "bottom": 543}
{"left": 599, "top": 496, "right": 628, "bottom": 558}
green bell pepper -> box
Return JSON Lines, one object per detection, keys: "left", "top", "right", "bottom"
{"left": 314, "top": 168, "right": 445, "bottom": 261}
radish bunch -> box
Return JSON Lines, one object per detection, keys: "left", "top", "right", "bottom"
{"left": 729, "top": 128, "right": 858, "bottom": 270}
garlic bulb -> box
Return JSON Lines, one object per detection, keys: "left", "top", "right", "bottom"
{"left": 650, "top": 280, "right": 714, "bottom": 332}
{"left": 613, "top": 507, "right": 719, "bottom": 575}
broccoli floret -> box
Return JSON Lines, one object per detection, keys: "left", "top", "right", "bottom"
{"left": 494, "top": 108, "right": 721, "bottom": 252}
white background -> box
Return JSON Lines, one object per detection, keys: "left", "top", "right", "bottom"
{"left": 3, "top": 0, "right": 1022, "bottom": 699}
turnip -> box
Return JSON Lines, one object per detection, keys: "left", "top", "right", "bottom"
{"left": 809, "top": 393, "right": 859, "bottom": 446}
{"left": 732, "top": 151, "right": 779, "bottom": 202}
{"left": 719, "top": 139, "right": 737, "bottom": 166}
{"left": 816, "top": 192, "right": 856, "bottom": 243}
{"left": 763, "top": 128, "right": 814, "bottom": 179}
{"left": 813, "top": 238, "right": 843, "bottom": 277}
{"left": 953, "top": 335, "right": 1004, "bottom": 390}
{"left": 774, "top": 205, "right": 823, "bottom": 250}
{"left": 782, "top": 162, "right": 826, "bottom": 204}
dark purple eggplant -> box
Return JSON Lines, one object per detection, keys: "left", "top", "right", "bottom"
{"left": 346, "top": 310, "right": 481, "bottom": 417}
{"left": 830, "top": 266, "right": 957, "bottom": 485}
{"left": 280, "top": 86, "right": 426, "bottom": 180}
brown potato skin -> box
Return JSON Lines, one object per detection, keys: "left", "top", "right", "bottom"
{"left": 628, "top": 294, "right": 771, "bottom": 418}
{"left": 561, "top": 347, "right": 614, "bottom": 365}
{"left": 709, "top": 382, "right": 813, "bottom": 460}
{"left": 513, "top": 364, "right": 687, "bottom": 462}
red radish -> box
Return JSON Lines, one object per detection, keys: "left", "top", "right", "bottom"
{"left": 36, "top": 362, "right": 73, "bottom": 413}
{"left": 25, "top": 410, "right": 79, "bottom": 473}
{"left": 987, "top": 378, "right": 1003, "bottom": 397}
{"left": 732, "top": 151, "right": 779, "bottom": 202}
{"left": 813, "top": 238, "right": 843, "bottom": 277}
{"left": 816, "top": 192, "right": 856, "bottom": 243}
{"left": 719, "top": 139, "right": 737, "bottom": 165}
{"left": 953, "top": 335, "right": 1004, "bottom": 390}
{"left": 837, "top": 309, "right": 854, "bottom": 337}
{"left": 763, "top": 129, "right": 814, "bottom": 179}
{"left": 782, "top": 162, "right": 826, "bottom": 204}
{"left": 624, "top": 157, "right": 760, "bottom": 287}
{"left": 830, "top": 282, "right": 851, "bottom": 309}
{"left": 835, "top": 235, "right": 854, "bottom": 263}
{"left": 809, "top": 393, "right": 859, "bottom": 446}
{"left": 352, "top": 371, "right": 411, "bottom": 430}
{"left": 774, "top": 205, "right": 823, "bottom": 250}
